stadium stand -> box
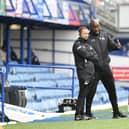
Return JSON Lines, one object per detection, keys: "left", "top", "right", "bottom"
{"left": 6, "top": 66, "right": 128, "bottom": 112}
{"left": 0, "top": 0, "right": 129, "bottom": 123}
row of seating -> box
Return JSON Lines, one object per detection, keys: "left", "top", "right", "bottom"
{"left": 25, "top": 89, "right": 72, "bottom": 112}
{"left": 8, "top": 66, "right": 78, "bottom": 90}
{"left": 9, "top": 67, "right": 49, "bottom": 74}
{"left": 26, "top": 88, "right": 72, "bottom": 98}
{"left": 93, "top": 82, "right": 128, "bottom": 105}
{"left": 8, "top": 71, "right": 72, "bottom": 82}
{"left": 6, "top": 66, "right": 128, "bottom": 112}
{"left": 8, "top": 76, "right": 79, "bottom": 89}
{"left": 25, "top": 84, "right": 128, "bottom": 112}
{"left": 7, "top": 66, "right": 77, "bottom": 112}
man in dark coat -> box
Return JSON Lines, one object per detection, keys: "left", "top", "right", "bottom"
{"left": 86, "top": 19, "right": 127, "bottom": 119}
{"left": 73, "top": 26, "right": 99, "bottom": 120}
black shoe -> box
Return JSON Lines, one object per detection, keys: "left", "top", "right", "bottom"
{"left": 74, "top": 114, "right": 83, "bottom": 121}
{"left": 82, "top": 115, "right": 91, "bottom": 120}
{"left": 85, "top": 113, "right": 96, "bottom": 120}
{"left": 113, "top": 112, "right": 127, "bottom": 119}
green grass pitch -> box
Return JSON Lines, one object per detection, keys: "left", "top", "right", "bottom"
{"left": 3, "top": 106, "right": 129, "bottom": 129}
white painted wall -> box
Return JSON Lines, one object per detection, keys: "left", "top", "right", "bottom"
{"left": 110, "top": 55, "right": 129, "bottom": 67}
{"left": 10, "top": 29, "right": 78, "bottom": 65}
{"left": 119, "top": 4, "right": 129, "bottom": 28}
{"left": 10, "top": 29, "right": 129, "bottom": 68}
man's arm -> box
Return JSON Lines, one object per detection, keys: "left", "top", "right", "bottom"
{"left": 75, "top": 43, "right": 99, "bottom": 64}
{"left": 107, "top": 35, "right": 122, "bottom": 51}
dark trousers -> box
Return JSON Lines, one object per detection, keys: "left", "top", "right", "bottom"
{"left": 86, "top": 65, "right": 119, "bottom": 115}
{"left": 75, "top": 79, "right": 94, "bottom": 115}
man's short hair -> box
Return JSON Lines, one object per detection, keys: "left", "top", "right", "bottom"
{"left": 90, "top": 19, "right": 100, "bottom": 27}
{"left": 78, "top": 25, "right": 89, "bottom": 35}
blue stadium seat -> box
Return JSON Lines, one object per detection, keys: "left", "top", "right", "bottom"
{"left": 13, "top": 67, "right": 49, "bottom": 74}
{"left": 15, "top": 67, "right": 28, "bottom": 73}
{"left": 9, "top": 61, "right": 18, "bottom": 64}
{"left": 0, "top": 60, "right": 4, "bottom": 65}
{"left": 56, "top": 79, "right": 71, "bottom": 88}
{"left": 34, "top": 72, "right": 70, "bottom": 81}
{"left": 56, "top": 78, "right": 78, "bottom": 88}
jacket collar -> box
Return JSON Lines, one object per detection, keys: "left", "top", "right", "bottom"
{"left": 78, "top": 37, "right": 87, "bottom": 43}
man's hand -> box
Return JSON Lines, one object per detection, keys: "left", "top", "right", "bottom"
{"left": 117, "top": 42, "right": 122, "bottom": 49}
{"left": 116, "top": 39, "right": 122, "bottom": 49}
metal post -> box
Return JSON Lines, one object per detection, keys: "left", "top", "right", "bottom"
{"left": 52, "top": 29, "right": 55, "bottom": 65}
{"left": 91, "top": 0, "right": 96, "bottom": 16}
{"left": 1, "top": 72, "right": 5, "bottom": 122}
{"left": 79, "top": 5, "right": 88, "bottom": 23}
{"left": 89, "top": 5, "right": 96, "bottom": 19}
{"left": 0, "top": 24, "right": 3, "bottom": 47}
{"left": 20, "top": 26, "right": 25, "bottom": 64}
{"left": 71, "top": 68, "right": 75, "bottom": 98}
{"left": 6, "top": 24, "right": 11, "bottom": 79}
{"left": 27, "top": 27, "right": 32, "bottom": 64}
{"left": 6, "top": 25, "right": 11, "bottom": 64}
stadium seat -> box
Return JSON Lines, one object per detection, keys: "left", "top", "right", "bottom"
{"left": 9, "top": 61, "right": 18, "bottom": 64}
{"left": 0, "top": 60, "right": 4, "bottom": 65}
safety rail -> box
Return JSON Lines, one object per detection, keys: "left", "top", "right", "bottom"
{"left": 7, "top": 64, "right": 76, "bottom": 98}
{"left": 0, "top": 64, "right": 76, "bottom": 122}
{"left": 0, "top": 67, "right": 5, "bottom": 122}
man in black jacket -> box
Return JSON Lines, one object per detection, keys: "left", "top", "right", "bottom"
{"left": 73, "top": 26, "right": 99, "bottom": 120}
{"left": 86, "top": 19, "right": 127, "bottom": 119}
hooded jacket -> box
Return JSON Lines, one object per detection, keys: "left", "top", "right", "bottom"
{"left": 88, "top": 30, "right": 119, "bottom": 68}
{"left": 73, "top": 38, "right": 99, "bottom": 83}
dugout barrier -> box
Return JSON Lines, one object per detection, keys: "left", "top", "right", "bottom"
{"left": 0, "top": 67, "right": 5, "bottom": 122}
{"left": 0, "top": 64, "right": 76, "bottom": 122}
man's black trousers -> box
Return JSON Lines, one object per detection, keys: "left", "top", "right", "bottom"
{"left": 86, "top": 64, "right": 119, "bottom": 115}
{"left": 75, "top": 80, "right": 94, "bottom": 115}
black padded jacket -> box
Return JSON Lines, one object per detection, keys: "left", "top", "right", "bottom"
{"left": 73, "top": 37, "right": 99, "bottom": 82}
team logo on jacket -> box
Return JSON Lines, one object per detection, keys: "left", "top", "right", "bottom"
{"left": 99, "top": 36, "right": 105, "bottom": 40}
{"left": 89, "top": 46, "right": 93, "bottom": 50}
{"left": 91, "top": 39, "right": 95, "bottom": 42}
{"left": 77, "top": 45, "right": 85, "bottom": 50}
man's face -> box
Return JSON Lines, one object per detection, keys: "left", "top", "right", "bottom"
{"left": 91, "top": 22, "right": 100, "bottom": 35}
{"left": 80, "top": 29, "right": 89, "bottom": 40}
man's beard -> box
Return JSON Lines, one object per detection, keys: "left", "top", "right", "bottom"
{"left": 93, "top": 31, "right": 100, "bottom": 36}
